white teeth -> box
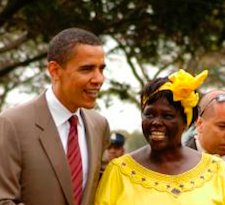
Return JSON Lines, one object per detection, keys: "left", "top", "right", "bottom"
{"left": 150, "top": 131, "right": 165, "bottom": 141}
{"left": 151, "top": 131, "right": 164, "bottom": 135}
{"left": 86, "top": 90, "right": 98, "bottom": 94}
{"left": 86, "top": 90, "right": 99, "bottom": 97}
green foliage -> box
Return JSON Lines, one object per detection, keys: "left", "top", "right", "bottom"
{"left": 1, "top": 0, "right": 225, "bottom": 110}
{"left": 126, "top": 130, "right": 147, "bottom": 152}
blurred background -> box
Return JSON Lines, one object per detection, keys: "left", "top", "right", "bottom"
{"left": 1, "top": 0, "right": 225, "bottom": 150}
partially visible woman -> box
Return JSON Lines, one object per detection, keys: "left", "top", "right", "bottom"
{"left": 95, "top": 69, "right": 225, "bottom": 205}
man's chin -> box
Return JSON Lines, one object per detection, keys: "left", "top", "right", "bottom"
{"left": 82, "top": 102, "right": 96, "bottom": 109}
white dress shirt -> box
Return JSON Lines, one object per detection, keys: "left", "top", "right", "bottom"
{"left": 45, "top": 87, "right": 88, "bottom": 188}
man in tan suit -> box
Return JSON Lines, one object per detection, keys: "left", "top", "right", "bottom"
{"left": 185, "top": 89, "right": 225, "bottom": 159}
{"left": 0, "top": 28, "right": 110, "bottom": 205}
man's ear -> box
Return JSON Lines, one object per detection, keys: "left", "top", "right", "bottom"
{"left": 196, "top": 117, "right": 203, "bottom": 134}
{"left": 47, "top": 61, "right": 61, "bottom": 81}
{"left": 121, "top": 147, "right": 125, "bottom": 154}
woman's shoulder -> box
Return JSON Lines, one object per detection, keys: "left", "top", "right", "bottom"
{"left": 203, "top": 152, "right": 225, "bottom": 163}
{"left": 203, "top": 153, "right": 225, "bottom": 171}
{"left": 109, "top": 153, "right": 133, "bottom": 167}
{"left": 130, "top": 145, "right": 150, "bottom": 161}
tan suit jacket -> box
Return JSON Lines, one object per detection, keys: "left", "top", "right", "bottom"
{"left": 0, "top": 92, "right": 110, "bottom": 205}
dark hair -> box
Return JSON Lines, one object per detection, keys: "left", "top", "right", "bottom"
{"left": 141, "top": 77, "right": 198, "bottom": 127}
{"left": 109, "top": 132, "right": 125, "bottom": 147}
{"left": 47, "top": 27, "right": 102, "bottom": 65}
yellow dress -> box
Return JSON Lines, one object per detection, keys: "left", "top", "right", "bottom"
{"left": 95, "top": 153, "right": 225, "bottom": 205}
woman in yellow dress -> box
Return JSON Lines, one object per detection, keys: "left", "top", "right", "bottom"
{"left": 95, "top": 69, "right": 225, "bottom": 205}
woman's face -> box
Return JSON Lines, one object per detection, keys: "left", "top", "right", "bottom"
{"left": 142, "top": 97, "right": 186, "bottom": 151}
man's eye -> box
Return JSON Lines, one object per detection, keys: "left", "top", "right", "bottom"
{"left": 100, "top": 65, "right": 105, "bottom": 72}
{"left": 217, "top": 124, "right": 225, "bottom": 129}
{"left": 81, "top": 66, "right": 92, "bottom": 71}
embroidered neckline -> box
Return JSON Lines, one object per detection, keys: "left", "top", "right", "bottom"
{"left": 113, "top": 153, "right": 220, "bottom": 197}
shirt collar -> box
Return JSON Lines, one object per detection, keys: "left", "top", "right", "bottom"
{"left": 194, "top": 135, "right": 207, "bottom": 153}
{"left": 46, "top": 87, "right": 81, "bottom": 126}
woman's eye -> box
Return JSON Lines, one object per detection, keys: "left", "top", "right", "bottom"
{"left": 143, "top": 112, "right": 154, "bottom": 119}
{"left": 163, "top": 114, "right": 174, "bottom": 119}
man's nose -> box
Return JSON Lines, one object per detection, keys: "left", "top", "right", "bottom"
{"left": 91, "top": 69, "right": 105, "bottom": 84}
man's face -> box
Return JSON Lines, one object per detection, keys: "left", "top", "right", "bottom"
{"left": 197, "top": 102, "right": 225, "bottom": 156}
{"left": 48, "top": 44, "right": 105, "bottom": 112}
{"left": 106, "top": 145, "right": 124, "bottom": 161}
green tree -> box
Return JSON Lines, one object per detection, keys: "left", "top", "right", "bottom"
{"left": 1, "top": 0, "right": 225, "bottom": 110}
{"left": 126, "top": 130, "right": 147, "bottom": 152}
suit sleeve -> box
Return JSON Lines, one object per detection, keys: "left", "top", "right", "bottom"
{"left": 102, "top": 118, "right": 110, "bottom": 150}
{"left": 99, "top": 118, "right": 110, "bottom": 178}
{"left": 0, "top": 116, "right": 25, "bottom": 205}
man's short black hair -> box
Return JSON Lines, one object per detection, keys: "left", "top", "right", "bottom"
{"left": 47, "top": 27, "right": 102, "bottom": 66}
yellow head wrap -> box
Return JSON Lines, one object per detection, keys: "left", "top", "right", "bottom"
{"left": 143, "top": 69, "right": 208, "bottom": 126}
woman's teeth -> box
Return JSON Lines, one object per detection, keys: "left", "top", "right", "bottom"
{"left": 150, "top": 131, "right": 165, "bottom": 141}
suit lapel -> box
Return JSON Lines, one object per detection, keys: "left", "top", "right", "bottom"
{"left": 34, "top": 93, "right": 74, "bottom": 205}
{"left": 80, "top": 110, "right": 105, "bottom": 205}
{"left": 80, "top": 110, "right": 97, "bottom": 205}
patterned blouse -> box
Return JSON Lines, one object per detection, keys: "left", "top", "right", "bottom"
{"left": 95, "top": 153, "right": 225, "bottom": 205}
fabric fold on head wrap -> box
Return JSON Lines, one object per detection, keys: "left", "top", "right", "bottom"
{"left": 158, "top": 69, "right": 208, "bottom": 126}
{"left": 142, "top": 69, "right": 208, "bottom": 126}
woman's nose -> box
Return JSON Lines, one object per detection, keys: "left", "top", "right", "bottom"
{"left": 151, "top": 117, "right": 163, "bottom": 126}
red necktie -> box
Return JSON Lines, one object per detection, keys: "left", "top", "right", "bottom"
{"left": 67, "top": 115, "right": 83, "bottom": 205}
